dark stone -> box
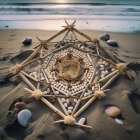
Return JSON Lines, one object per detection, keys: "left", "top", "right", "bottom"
{"left": 106, "top": 67, "right": 112, "bottom": 71}
{"left": 22, "top": 37, "right": 32, "bottom": 45}
{"left": 61, "top": 42, "right": 65, "bottom": 46}
{"left": 107, "top": 40, "right": 118, "bottom": 46}
{"left": 100, "top": 33, "right": 110, "bottom": 41}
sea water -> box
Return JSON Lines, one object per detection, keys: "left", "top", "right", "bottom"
{"left": 0, "top": 2, "right": 140, "bottom": 32}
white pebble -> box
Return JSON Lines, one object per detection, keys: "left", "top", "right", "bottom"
{"left": 92, "top": 86, "right": 95, "bottom": 92}
{"left": 84, "top": 92, "right": 87, "bottom": 97}
{"left": 100, "top": 67, "right": 104, "bottom": 71}
{"left": 73, "top": 99, "right": 78, "bottom": 103}
{"left": 95, "top": 84, "right": 98, "bottom": 88}
{"left": 68, "top": 110, "right": 72, "bottom": 114}
{"left": 64, "top": 103, "right": 68, "bottom": 108}
{"left": 101, "top": 71, "right": 105, "bottom": 76}
{"left": 68, "top": 106, "right": 73, "bottom": 110}
{"left": 47, "top": 88, "right": 50, "bottom": 94}
{"left": 100, "top": 65, "right": 104, "bottom": 68}
{"left": 55, "top": 91, "right": 59, "bottom": 94}
{"left": 100, "top": 75, "right": 104, "bottom": 79}
{"left": 105, "top": 70, "right": 109, "bottom": 75}
{"left": 43, "top": 91, "right": 47, "bottom": 94}
{"left": 30, "top": 73, "right": 33, "bottom": 76}
{"left": 41, "top": 77, "right": 45, "bottom": 81}
{"left": 61, "top": 98, "right": 66, "bottom": 103}
{"left": 88, "top": 90, "right": 92, "bottom": 94}
{"left": 115, "top": 118, "right": 123, "bottom": 125}
{"left": 78, "top": 118, "right": 86, "bottom": 125}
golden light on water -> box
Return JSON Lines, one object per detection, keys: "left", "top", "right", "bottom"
{"left": 58, "top": 0, "right": 66, "bottom": 3}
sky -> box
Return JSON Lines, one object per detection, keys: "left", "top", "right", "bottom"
{"left": 0, "top": 0, "right": 140, "bottom": 4}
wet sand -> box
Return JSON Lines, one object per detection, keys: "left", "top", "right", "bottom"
{"left": 0, "top": 29, "right": 140, "bottom": 140}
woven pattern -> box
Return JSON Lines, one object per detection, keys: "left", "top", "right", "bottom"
{"left": 59, "top": 60, "right": 81, "bottom": 81}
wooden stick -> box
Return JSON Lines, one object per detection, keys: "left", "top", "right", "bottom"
{"left": 75, "top": 123, "right": 92, "bottom": 129}
{"left": 88, "top": 53, "right": 98, "bottom": 57}
{"left": 21, "top": 45, "right": 42, "bottom": 66}
{"left": 53, "top": 86, "right": 69, "bottom": 96}
{"left": 51, "top": 85, "right": 69, "bottom": 116}
{"left": 24, "top": 88, "right": 34, "bottom": 94}
{"left": 41, "top": 69, "right": 49, "bottom": 83}
{"left": 20, "top": 70, "right": 38, "bottom": 82}
{"left": 45, "top": 28, "right": 68, "bottom": 43}
{"left": 95, "top": 43, "right": 99, "bottom": 56}
{"left": 101, "top": 72, "right": 120, "bottom": 90}
{"left": 53, "top": 120, "right": 64, "bottom": 124}
{"left": 81, "top": 94, "right": 93, "bottom": 100}
{"left": 19, "top": 72, "right": 36, "bottom": 91}
{"left": 97, "top": 55, "right": 116, "bottom": 66}
{"left": 42, "top": 52, "right": 52, "bottom": 59}
{"left": 37, "top": 68, "right": 41, "bottom": 90}
{"left": 72, "top": 89, "right": 84, "bottom": 96}
{"left": 97, "top": 43, "right": 119, "bottom": 63}
{"left": 90, "top": 70, "right": 119, "bottom": 86}
{"left": 124, "top": 70, "right": 132, "bottom": 80}
{"left": 40, "top": 46, "right": 44, "bottom": 58}
{"left": 61, "top": 29, "right": 70, "bottom": 42}
{"left": 74, "top": 96, "right": 97, "bottom": 118}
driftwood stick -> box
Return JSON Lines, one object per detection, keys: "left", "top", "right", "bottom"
{"left": 72, "top": 90, "right": 84, "bottom": 96}
{"left": 97, "top": 55, "right": 116, "bottom": 66}
{"left": 61, "top": 29, "right": 70, "bottom": 42}
{"left": 44, "top": 53, "right": 54, "bottom": 68}
{"left": 42, "top": 52, "right": 52, "bottom": 59}
{"left": 20, "top": 70, "right": 38, "bottom": 82}
{"left": 81, "top": 94, "right": 93, "bottom": 100}
{"left": 74, "top": 96, "right": 97, "bottom": 118}
{"left": 52, "top": 120, "right": 64, "bottom": 124}
{"left": 53, "top": 86, "right": 69, "bottom": 96}
{"left": 37, "top": 68, "right": 41, "bottom": 90}
{"left": 41, "top": 69, "right": 49, "bottom": 83}
{"left": 75, "top": 123, "right": 92, "bottom": 129}
{"left": 45, "top": 28, "right": 68, "bottom": 43}
{"left": 21, "top": 45, "right": 42, "bottom": 66}
{"left": 19, "top": 72, "right": 36, "bottom": 91}
{"left": 97, "top": 43, "right": 119, "bottom": 63}
{"left": 95, "top": 43, "right": 99, "bottom": 55}
{"left": 51, "top": 85, "right": 69, "bottom": 116}
{"left": 124, "top": 70, "right": 132, "bottom": 80}
{"left": 101, "top": 72, "right": 120, "bottom": 90}
{"left": 40, "top": 46, "right": 44, "bottom": 58}
{"left": 88, "top": 53, "right": 98, "bottom": 57}
{"left": 24, "top": 88, "right": 34, "bottom": 94}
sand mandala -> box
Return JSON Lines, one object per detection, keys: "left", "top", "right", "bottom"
{"left": 13, "top": 20, "right": 132, "bottom": 129}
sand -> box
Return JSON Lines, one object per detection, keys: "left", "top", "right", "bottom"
{"left": 0, "top": 29, "right": 140, "bottom": 140}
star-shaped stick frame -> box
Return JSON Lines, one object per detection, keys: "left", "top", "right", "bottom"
{"left": 13, "top": 20, "right": 132, "bottom": 129}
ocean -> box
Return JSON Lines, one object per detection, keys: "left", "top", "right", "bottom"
{"left": 0, "top": 3, "right": 140, "bottom": 32}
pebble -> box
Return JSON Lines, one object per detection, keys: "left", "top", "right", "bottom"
{"left": 73, "top": 99, "right": 78, "bottom": 103}
{"left": 95, "top": 84, "right": 98, "bottom": 88}
{"left": 72, "top": 102, "right": 76, "bottom": 107}
{"left": 105, "top": 62, "right": 109, "bottom": 66}
{"left": 22, "top": 37, "right": 32, "bottom": 45}
{"left": 100, "top": 68, "right": 104, "bottom": 71}
{"left": 106, "top": 67, "right": 112, "bottom": 71}
{"left": 17, "top": 109, "right": 32, "bottom": 127}
{"left": 88, "top": 90, "right": 92, "bottom": 94}
{"left": 14, "top": 102, "right": 26, "bottom": 110}
{"left": 111, "top": 68, "right": 116, "bottom": 72}
{"left": 110, "top": 64, "right": 114, "bottom": 68}
{"left": 68, "top": 110, "right": 72, "bottom": 114}
{"left": 41, "top": 77, "right": 45, "bottom": 81}
{"left": 101, "top": 71, "right": 105, "bottom": 76}
{"left": 101, "top": 75, "right": 104, "bottom": 78}
{"left": 61, "top": 98, "right": 66, "bottom": 103}
{"left": 30, "top": 73, "right": 33, "bottom": 76}
{"left": 68, "top": 106, "right": 73, "bottom": 110}
{"left": 92, "top": 86, "right": 95, "bottom": 92}
{"left": 66, "top": 99, "right": 69, "bottom": 105}
{"left": 43, "top": 91, "right": 47, "bottom": 94}
{"left": 105, "top": 106, "right": 121, "bottom": 118}
{"left": 55, "top": 91, "right": 59, "bottom": 94}
{"left": 78, "top": 118, "right": 86, "bottom": 125}
{"left": 115, "top": 118, "right": 123, "bottom": 125}
{"left": 64, "top": 103, "right": 68, "bottom": 108}
{"left": 100, "top": 33, "right": 110, "bottom": 41}
{"left": 95, "top": 71, "right": 98, "bottom": 76}
{"left": 84, "top": 92, "right": 87, "bottom": 97}
{"left": 47, "top": 88, "right": 50, "bottom": 94}
{"left": 105, "top": 70, "right": 109, "bottom": 75}
{"left": 100, "top": 65, "right": 104, "bottom": 68}
{"left": 107, "top": 40, "right": 118, "bottom": 46}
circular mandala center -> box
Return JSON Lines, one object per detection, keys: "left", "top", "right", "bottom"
{"left": 59, "top": 60, "right": 81, "bottom": 81}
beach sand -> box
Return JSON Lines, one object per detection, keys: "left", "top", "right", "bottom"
{"left": 0, "top": 29, "right": 140, "bottom": 140}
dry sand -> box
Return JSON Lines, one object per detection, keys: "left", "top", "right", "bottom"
{"left": 0, "top": 29, "right": 140, "bottom": 140}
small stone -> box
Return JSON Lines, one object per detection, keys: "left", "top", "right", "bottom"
{"left": 105, "top": 106, "right": 121, "bottom": 118}
{"left": 47, "top": 88, "right": 50, "bottom": 94}
{"left": 61, "top": 98, "right": 66, "bottom": 103}
{"left": 111, "top": 68, "right": 116, "bottom": 72}
{"left": 105, "top": 70, "right": 109, "bottom": 75}
{"left": 22, "top": 37, "right": 32, "bottom": 45}
{"left": 105, "top": 62, "right": 109, "bottom": 66}
{"left": 84, "top": 92, "right": 87, "bottom": 97}
{"left": 106, "top": 67, "right": 112, "bottom": 71}
{"left": 88, "top": 90, "right": 92, "bottom": 94}
{"left": 95, "top": 84, "right": 98, "bottom": 88}
{"left": 107, "top": 40, "right": 118, "bottom": 46}
{"left": 43, "top": 91, "right": 47, "bottom": 94}
{"left": 101, "top": 75, "right": 104, "bottom": 78}
{"left": 68, "top": 110, "right": 72, "bottom": 114}
{"left": 41, "top": 77, "right": 45, "bottom": 81}
{"left": 68, "top": 106, "right": 73, "bottom": 110}
{"left": 72, "top": 102, "right": 76, "bottom": 107}
{"left": 66, "top": 99, "right": 69, "bottom": 105}
{"left": 92, "top": 86, "right": 95, "bottom": 92}
{"left": 14, "top": 102, "right": 26, "bottom": 110}
{"left": 100, "top": 68, "right": 104, "bottom": 71}
{"left": 55, "top": 91, "right": 59, "bottom": 94}
{"left": 101, "top": 71, "right": 105, "bottom": 76}
{"left": 73, "top": 99, "right": 77, "bottom": 103}
{"left": 64, "top": 103, "right": 68, "bottom": 108}
{"left": 78, "top": 118, "right": 86, "bottom": 125}
{"left": 77, "top": 94, "right": 80, "bottom": 98}
{"left": 110, "top": 64, "right": 114, "bottom": 68}
{"left": 100, "top": 33, "right": 110, "bottom": 41}
{"left": 115, "top": 118, "right": 123, "bottom": 125}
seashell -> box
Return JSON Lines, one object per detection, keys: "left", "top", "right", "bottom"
{"left": 73, "top": 99, "right": 78, "bottom": 103}
{"left": 61, "top": 98, "right": 66, "bottom": 103}
{"left": 78, "top": 118, "right": 86, "bottom": 125}
{"left": 55, "top": 91, "right": 59, "bottom": 94}
{"left": 95, "top": 84, "right": 98, "bottom": 88}
{"left": 72, "top": 102, "right": 76, "bottom": 107}
{"left": 68, "top": 106, "right": 73, "bottom": 110}
{"left": 105, "top": 62, "right": 109, "bottom": 66}
{"left": 101, "top": 75, "right": 104, "bottom": 79}
{"left": 68, "top": 110, "right": 72, "bottom": 114}
{"left": 92, "top": 86, "right": 95, "bottom": 92}
{"left": 111, "top": 68, "right": 116, "bottom": 72}
{"left": 43, "top": 91, "right": 47, "bottom": 94}
{"left": 14, "top": 102, "right": 26, "bottom": 110}
{"left": 41, "top": 77, "right": 45, "bottom": 81}
{"left": 47, "top": 88, "right": 50, "bottom": 94}
{"left": 106, "top": 67, "right": 111, "bottom": 71}
{"left": 105, "top": 106, "right": 121, "bottom": 118}
{"left": 105, "top": 70, "right": 109, "bottom": 75}
{"left": 64, "top": 103, "right": 68, "bottom": 108}
{"left": 115, "top": 118, "right": 123, "bottom": 125}
{"left": 17, "top": 109, "right": 32, "bottom": 127}
{"left": 66, "top": 99, "right": 69, "bottom": 105}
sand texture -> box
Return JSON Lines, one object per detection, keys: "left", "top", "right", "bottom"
{"left": 0, "top": 29, "right": 140, "bottom": 140}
